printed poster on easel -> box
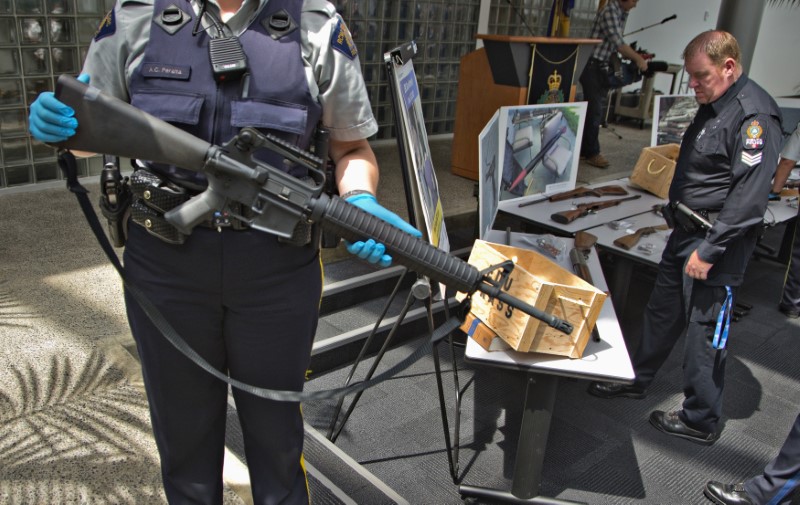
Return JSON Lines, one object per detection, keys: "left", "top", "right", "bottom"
{"left": 384, "top": 42, "right": 450, "bottom": 254}
{"left": 478, "top": 110, "right": 501, "bottom": 240}
{"left": 651, "top": 94, "right": 698, "bottom": 146}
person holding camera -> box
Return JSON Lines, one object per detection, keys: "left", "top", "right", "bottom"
{"left": 578, "top": 0, "right": 648, "bottom": 168}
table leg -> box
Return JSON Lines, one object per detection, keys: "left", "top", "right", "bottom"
{"left": 458, "top": 373, "right": 584, "bottom": 504}
{"left": 608, "top": 255, "right": 633, "bottom": 321}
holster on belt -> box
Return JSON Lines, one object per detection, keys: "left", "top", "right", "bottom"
{"left": 99, "top": 155, "right": 132, "bottom": 248}
{"left": 663, "top": 201, "right": 714, "bottom": 234}
{"left": 130, "top": 169, "right": 190, "bottom": 244}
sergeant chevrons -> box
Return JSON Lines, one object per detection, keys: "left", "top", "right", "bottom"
{"left": 128, "top": 0, "right": 322, "bottom": 189}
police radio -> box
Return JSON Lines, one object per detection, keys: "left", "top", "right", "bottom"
{"left": 209, "top": 36, "right": 248, "bottom": 82}
{"left": 197, "top": 0, "right": 248, "bottom": 82}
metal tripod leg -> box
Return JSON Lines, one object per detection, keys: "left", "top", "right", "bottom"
{"left": 327, "top": 269, "right": 416, "bottom": 442}
{"left": 327, "top": 276, "right": 465, "bottom": 486}
{"left": 430, "top": 295, "right": 464, "bottom": 483}
{"left": 602, "top": 89, "right": 623, "bottom": 140}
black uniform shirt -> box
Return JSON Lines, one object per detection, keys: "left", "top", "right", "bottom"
{"left": 669, "top": 74, "right": 782, "bottom": 264}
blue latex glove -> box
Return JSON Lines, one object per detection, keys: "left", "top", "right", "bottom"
{"left": 29, "top": 73, "right": 90, "bottom": 143}
{"left": 345, "top": 193, "right": 422, "bottom": 268}
{"left": 768, "top": 192, "right": 781, "bottom": 201}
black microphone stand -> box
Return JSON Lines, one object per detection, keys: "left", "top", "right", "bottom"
{"left": 624, "top": 14, "right": 677, "bottom": 37}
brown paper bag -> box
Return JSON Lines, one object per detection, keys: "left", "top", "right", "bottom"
{"left": 629, "top": 144, "right": 680, "bottom": 199}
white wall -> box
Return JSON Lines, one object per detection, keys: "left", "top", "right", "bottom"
{"left": 621, "top": 0, "right": 800, "bottom": 98}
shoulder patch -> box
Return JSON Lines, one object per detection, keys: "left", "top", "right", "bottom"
{"left": 742, "top": 119, "right": 765, "bottom": 150}
{"left": 330, "top": 17, "right": 358, "bottom": 60}
{"left": 94, "top": 9, "right": 116, "bottom": 41}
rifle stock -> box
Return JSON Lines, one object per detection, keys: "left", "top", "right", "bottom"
{"left": 53, "top": 75, "right": 210, "bottom": 169}
{"left": 548, "top": 184, "right": 629, "bottom": 202}
{"left": 518, "top": 184, "right": 629, "bottom": 208}
{"left": 612, "top": 224, "right": 669, "bottom": 250}
{"left": 51, "top": 75, "right": 574, "bottom": 335}
{"left": 551, "top": 194, "right": 641, "bottom": 224}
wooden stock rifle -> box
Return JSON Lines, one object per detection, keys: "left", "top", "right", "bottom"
{"left": 613, "top": 224, "right": 669, "bottom": 250}
{"left": 551, "top": 195, "right": 642, "bottom": 224}
{"left": 518, "top": 184, "right": 629, "bottom": 208}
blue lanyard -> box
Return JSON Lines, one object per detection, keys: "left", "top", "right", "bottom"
{"left": 712, "top": 286, "right": 733, "bottom": 350}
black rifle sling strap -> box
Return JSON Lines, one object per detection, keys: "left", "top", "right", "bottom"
{"left": 57, "top": 150, "right": 467, "bottom": 403}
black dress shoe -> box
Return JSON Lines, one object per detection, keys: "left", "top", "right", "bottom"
{"left": 587, "top": 381, "right": 647, "bottom": 399}
{"left": 704, "top": 481, "right": 754, "bottom": 505}
{"left": 649, "top": 410, "right": 719, "bottom": 445}
{"left": 778, "top": 304, "right": 800, "bottom": 319}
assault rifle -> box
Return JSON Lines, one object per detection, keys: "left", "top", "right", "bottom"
{"left": 518, "top": 184, "right": 629, "bottom": 207}
{"left": 51, "top": 75, "right": 572, "bottom": 335}
{"left": 551, "top": 195, "right": 641, "bottom": 224}
{"left": 613, "top": 224, "right": 669, "bottom": 251}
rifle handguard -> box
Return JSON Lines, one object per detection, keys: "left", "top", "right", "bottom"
{"left": 315, "top": 194, "right": 573, "bottom": 334}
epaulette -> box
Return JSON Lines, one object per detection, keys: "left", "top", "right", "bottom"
{"left": 303, "top": 0, "right": 335, "bottom": 17}
{"left": 120, "top": 0, "right": 153, "bottom": 6}
{"left": 735, "top": 81, "right": 760, "bottom": 117}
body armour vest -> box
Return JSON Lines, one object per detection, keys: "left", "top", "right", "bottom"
{"left": 128, "top": 0, "right": 322, "bottom": 190}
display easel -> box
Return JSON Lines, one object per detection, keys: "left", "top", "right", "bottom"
{"left": 327, "top": 41, "right": 465, "bottom": 483}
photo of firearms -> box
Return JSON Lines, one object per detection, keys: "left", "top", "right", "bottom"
{"left": 518, "top": 184, "right": 629, "bottom": 207}
{"left": 551, "top": 195, "right": 642, "bottom": 224}
{"left": 612, "top": 224, "right": 669, "bottom": 250}
{"left": 507, "top": 125, "right": 567, "bottom": 192}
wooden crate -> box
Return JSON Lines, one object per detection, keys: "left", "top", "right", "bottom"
{"left": 460, "top": 312, "right": 508, "bottom": 352}
{"left": 458, "top": 240, "right": 606, "bottom": 358}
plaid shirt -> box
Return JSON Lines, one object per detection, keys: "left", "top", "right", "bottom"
{"left": 589, "top": 0, "right": 628, "bottom": 62}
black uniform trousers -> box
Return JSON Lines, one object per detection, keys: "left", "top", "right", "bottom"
{"left": 631, "top": 227, "right": 731, "bottom": 434}
{"left": 779, "top": 205, "right": 800, "bottom": 314}
{"left": 579, "top": 59, "right": 610, "bottom": 159}
{"left": 123, "top": 223, "right": 322, "bottom": 505}
{"left": 745, "top": 411, "right": 800, "bottom": 504}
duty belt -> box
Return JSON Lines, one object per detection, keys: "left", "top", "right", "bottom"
{"left": 129, "top": 167, "right": 314, "bottom": 246}
{"left": 662, "top": 201, "right": 719, "bottom": 234}
{"left": 130, "top": 168, "right": 253, "bottom": 244}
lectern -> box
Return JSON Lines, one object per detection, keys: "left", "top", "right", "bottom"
{"left": 451, "top": 35, "right": 599, "bottom": 180}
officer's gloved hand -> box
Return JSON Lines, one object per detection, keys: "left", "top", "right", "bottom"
{"left": 345, "top": 193, "right": 422, "bottom": 268}
{"left": 29, "top": 73, "right": 90, "bottom": 143}
{"left": 768, "top": 192, "right": 781, "bottom": 201}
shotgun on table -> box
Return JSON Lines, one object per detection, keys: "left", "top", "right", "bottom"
{"left": 518, "top": 184, "right": 630, "bottom": 207}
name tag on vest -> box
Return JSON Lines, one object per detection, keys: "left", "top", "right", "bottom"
{"left": 142, "top": 63, "right": 191, "bottom": 80}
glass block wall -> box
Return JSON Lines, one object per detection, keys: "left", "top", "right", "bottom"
{"left": 486, "top": 0, "right": 598, "bottom": 38}
{"left": 0, "top": 0, "right": 598, "bottom": 188}
{"left": 333, "top": 0, "right": 483, "bottom": 140}
{"left": 335, "top": 0, "right": 597, "bottom": 140}
{"left": 0, "top": 0, "right": 113, "bottom": 187}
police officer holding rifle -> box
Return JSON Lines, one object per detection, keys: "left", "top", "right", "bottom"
{"left": 27, "top": 0, "right": 422, "bottom": 502}
{"left": 588, "top": 31, "right": 782, "bottom": 446}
